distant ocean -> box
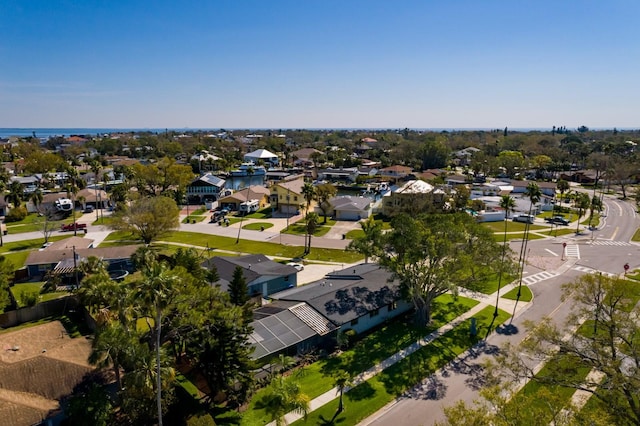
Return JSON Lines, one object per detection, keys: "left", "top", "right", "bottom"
{"left": 0, "top": 128, "right": 190, "bottom": 138}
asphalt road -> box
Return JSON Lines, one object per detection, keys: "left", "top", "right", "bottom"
{"left": 360, "top": 195, "right": 640, "bottom": 426}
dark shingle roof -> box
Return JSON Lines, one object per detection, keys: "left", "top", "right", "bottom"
{"left": 202, "top": 254, "right": 298, "bottom": 286}
{"left": 273, "top": 263, "right": 400, "bottom": 326}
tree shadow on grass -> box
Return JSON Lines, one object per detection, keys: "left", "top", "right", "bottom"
{"left": 347, "top": 381, "right": 376, "bottom": 401}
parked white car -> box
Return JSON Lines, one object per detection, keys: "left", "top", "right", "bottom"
{"left": 286, "top": 262, "right": 304, "bottom": 272}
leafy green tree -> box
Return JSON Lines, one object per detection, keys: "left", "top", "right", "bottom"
{"left": 374, "top": 213, "right": 505, "bottom": 327}
{"left": 588, "top": 194, "right": 603, "bottom": 229}
{"left": 65, "top": 379, "right": 114, "bottom": 426}
{"left": 0, "top": 256, "right": 14, "bottom": 311}
{"left": 484, "top": 274, "right": 640, "bottom": 425}
{"left": 314, "top": 183, "right": 337, "bottom": 224}
{"left": 111, "top": 196, "right": 180, "bottom": 244}
{"left": 228, "top": 265, "right": 249, "bottom": 306}
{"left": 497, "top": 150, "right": 525, "bottom": 177}
{"left": 347, "top": 216, "right": 383, "bottom": 263}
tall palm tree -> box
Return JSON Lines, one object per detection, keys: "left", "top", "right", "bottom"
{"left": 512, "top": 183, "right": 541, "bottom": 317}
{"left": 235, "top": 166, "right": 255, "bottom": 244}
{"left": 556, "top": 179, "right": 570, "bottom": 208}
{"left": 333, "top": 370, "right": 353, "bottom": 414}
{"left": 133, "top": 260, "right": 179, "bottom": 426}
{"left": 89, "top": 321, "right": 133, "bottom": 391}
{"left": 494, "top": 195, "right": 515, "bottom": 318}
{"left": 302, "top": 182, "right": 315, "bottom": 214}
{"left": 30, "top": 188, "right": 43, "bottom": 212}
{"left": 304, "top": 212, "right": 319, "bottom": 254}
{"left": 574, "top": 192, "right": 591, "bottom": 234}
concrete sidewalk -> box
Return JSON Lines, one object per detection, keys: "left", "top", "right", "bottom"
{"left": 268, "top": 281, "right": 534, "bottom": 426}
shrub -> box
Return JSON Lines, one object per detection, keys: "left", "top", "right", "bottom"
{"left": 4, "top": 206, "right": 28, "bottom": 223}
{"left": 18, "top": 290, "right": 38, "bottom": 307}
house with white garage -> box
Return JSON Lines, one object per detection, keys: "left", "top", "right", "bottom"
{"left": 319, "top": 195, "right": 372, "bottom": 221}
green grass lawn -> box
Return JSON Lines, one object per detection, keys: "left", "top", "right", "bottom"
{"left": 242, "top": 222, "right": 274, "bottom": 231}
{"left": 482, "top": 221, "right": 547, "bottom": 233}
{"left": 11, "top": 282, "right": 69, "bottom": 307}
{"left": 501, "top": 285, "right": 533, "bottom": 302}
{"left": 534, "top": 227, "right": 577, "bottom": 237}
{"left": 290, "top": 306, "right": 510, "bottom": 426}
{"left": 346, "top": 229, "right": 364, "bottom": 239}
{"left": 241, "top": 295, "right": 480, "bottom": 425}
{"left": 5, "top": 213, "right": 76, "bottom": 234}
{"left": 92, "top": 215, "right": 115, "bottom": 226}
{"left": 181, "top": 215, "right": 207, "bottom": 224}
{"left": 632, "top": 228, "right": 640, "bottom": 242}
{"left": 281, "top": 218, "right": 336, "bottom": 237}
{"left": 244, "top": 207, "right": 273, "bottom": 219}
{"left": 492, "top": 232, "right": 545, "bottom": 242}
{"left": 103, "top": 230, "right": 364, "bottom": 263}
{"left": 477, "top": 274, "right": 516, "bottom": 295}
{"left": 0, "top": 235, "right": 71, "bottom": 268}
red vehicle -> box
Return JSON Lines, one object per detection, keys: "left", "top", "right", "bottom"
{"left": 60, "top": 222, "right": 87, "bottom": 232}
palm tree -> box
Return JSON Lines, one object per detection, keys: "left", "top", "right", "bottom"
{"left": 30, "top": 188, "right": 43, "bottom": 212}
{"left": 512, "top": 183, "right": 541, "bottom": 316}
{"left": 574, "top": 192, "right": 591, "bottom": 234}
{"left": 556, "top": 179, "right": 570, "bottom": 208}
{"left": 263, "top": 375, "right": 310, "bottom": 426}
{"left": 302, "top": 182, "right": 315, "bottom": 214}
{"left": 133, "top": 260, "right": 179, "bottom": 426}
{"left": 333, "top": 370, "right": 352, "bottom": 414}
{"left": 6, "top": 180, "right": 23, "bottom": 208}
{"left": 494, "top": 195, "right": 515, "bottom": 318}
{"left": 89, "top": 321, "right": 133, "bottom": 391}
{"left": 304, "top": 212, "right": 319, "bottom": 254}
{"left": 236, "top": 166, "right": 254, "bottom": 244}
{"left": 588, "top": 194, "right": 603, "bottom": 230}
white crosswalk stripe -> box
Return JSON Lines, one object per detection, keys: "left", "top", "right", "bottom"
{"left": 589, "top": 240, "right": 632, "bottom": 246}
{"left": 521, "top": 270, "right": 558, "bottom": 285}
{"left": 573, "top": 266, "right": 616, "bottom": 277}
{"left": 564, "top": 244, "right": 580, "bottom": 259}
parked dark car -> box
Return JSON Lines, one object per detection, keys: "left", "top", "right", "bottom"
{"left": 545, "top": 215, "right": 569, "bottom": 225}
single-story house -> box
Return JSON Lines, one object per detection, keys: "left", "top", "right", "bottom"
{"left": 187, "top": 173, "right": 226, "bottom": 203}
{"left": 319, "top": 195, "right": 372, "bottom": 221}
{"left": 291, "top": 148, "right": 323, "bottom": 167}
{"left": 244, "top": 149, "right": 279, "bottom": 167}
{"left": 202, "top": 254, "right": 299, "bottom": 298}
{"left": 379, "top": 165, "right": 413, "bottom": 180}
{"left": 25, "top": 239, "right": 139, "bottom": 280}
{"left": 218, "top": 186, "right": 270, "bottom": 211}
{"left": 249, "top": 263, "right": 411, "bottom": 360}
{"left": 508, "top": 180, "right": 557, "bottom": 197}
{"left": 76, "top": 188, "right": 109, "bottom": 209}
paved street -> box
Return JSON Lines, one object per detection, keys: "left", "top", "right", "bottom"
{"left": 358, "top": 195, "right": 640, "bottom": 426}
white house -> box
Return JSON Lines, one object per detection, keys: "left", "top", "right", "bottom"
{"left": 244, "top": 149, "right": 279, "bottom": 167}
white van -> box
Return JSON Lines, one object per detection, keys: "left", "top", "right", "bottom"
{"left": 513, "top": 214, "right": 535, "bottom": 224}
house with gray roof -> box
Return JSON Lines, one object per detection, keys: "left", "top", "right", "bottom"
{"left": 202, "top": 254, "right": 299, "bottom": 298}
{"left": 248, "top": 263, "right": 411, "bottom": 360}
{"left": 319, "top": 195, "right": 372, "bottom": 221}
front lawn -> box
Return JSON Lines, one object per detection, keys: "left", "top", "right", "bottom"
{"left": 242, "top": 222, "right": 273, "bottom": 231}
{"left": 291, "top": 306, "right": 510, "bottom": 425}
{"left": 0, "top": 235, "right": 71, "bottom": 268}
{"left": 242, "top": 295, "right": 480, "bottom": 425}
{"left": 11, "top": 282, "right": 69, "bottom": 308}
{"left": 281, "top": 218, "right": 336, "bottom": 237}
{"left": 482, "top": 221, "right": 547, "bottom": 233}
{"left": 244, "top": 207, "right": 273, "bottom": 219}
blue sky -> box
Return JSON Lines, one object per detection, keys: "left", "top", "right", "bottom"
{"left": 1, "top": 0, "right": 638, "bottom": 129}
